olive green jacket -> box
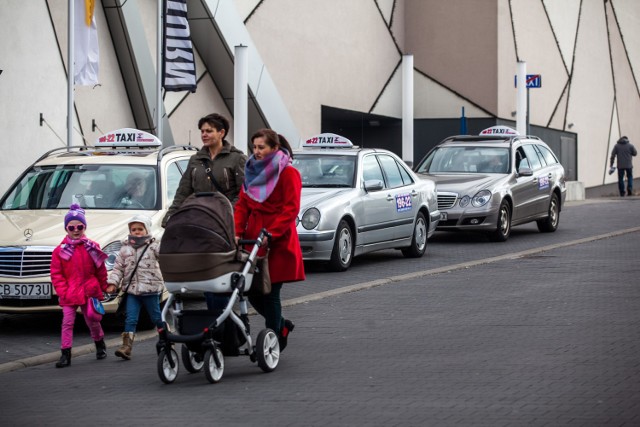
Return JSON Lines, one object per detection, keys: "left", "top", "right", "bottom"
{"left": 162, "top": 141, "right": 247, "bottom": 226}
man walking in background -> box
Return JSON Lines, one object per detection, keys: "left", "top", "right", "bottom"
{"left": 610, "top": 136, "right": 637, "bottom": 196}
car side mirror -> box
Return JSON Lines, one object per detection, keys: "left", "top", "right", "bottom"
{"left": 364, "top": 179, "right": 384, "bottom": 192}
{"left": 518, "top": 166, "right": 533, "bottom": 177}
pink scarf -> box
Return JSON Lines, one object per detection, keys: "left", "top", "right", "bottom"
{"left": 243, "top": 149, "right": 291, "bottom": 203}
{"left": 59, "top": 236, "right": 108, "bottom": 267}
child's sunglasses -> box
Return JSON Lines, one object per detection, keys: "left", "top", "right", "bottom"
{"left": 66, "top": 224, "right": 85, "bottom": 232}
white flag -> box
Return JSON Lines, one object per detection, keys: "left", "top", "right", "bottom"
{"left": 74, "top": 0, "right": 99, "bottom": 86}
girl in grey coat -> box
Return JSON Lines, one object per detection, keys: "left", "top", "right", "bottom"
{"left": 108, "top": 214, "right": 164, "bottom": 360}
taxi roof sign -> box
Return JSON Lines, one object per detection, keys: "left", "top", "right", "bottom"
{"left": 303, "top": 133, "right": 353, "bottom": 148}
{"left": 479, "top": 126, "right": 519, "bottom": 136}
{"left": 96, "top": 128, "right": 162, "bottom": 147}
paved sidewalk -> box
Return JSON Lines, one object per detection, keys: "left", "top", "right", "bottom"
{"left": 1, "top": 219, "right": 639, "bottom": 425}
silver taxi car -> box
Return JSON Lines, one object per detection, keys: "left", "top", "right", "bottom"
{"left": 414, "top": 126, "right": 566, "bottom": 242}
{"left": 0, "top": 128, "right": 197, "bottom": 314}
{"left": 292, "top": 133, "right": 440, "bottom": 271}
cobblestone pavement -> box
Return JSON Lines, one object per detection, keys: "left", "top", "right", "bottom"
{"left": 0, "top": 197, "right": 639, "bottom": 425}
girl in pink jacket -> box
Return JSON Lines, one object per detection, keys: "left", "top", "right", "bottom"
{"left": 50, "top": 204, "right": 115, "bottom": 368}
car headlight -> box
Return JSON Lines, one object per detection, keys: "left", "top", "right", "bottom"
{"left": 301, "top": 208, "right": 321, "bottom": 230}
{"left": 459, "top": 195, "right": 470, "bottom": 207}
{"left": 102, "top": 241, "right": 123, "bottom": 271}
{"left": 471, "top": 190, "right": 492, "bottom": 207}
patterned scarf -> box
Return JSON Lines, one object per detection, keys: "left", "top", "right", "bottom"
{"left": 59, "top": 236, "right": 108, "bottom": 267}
{"left": 243, "top": 149, "right": 291, "bottom": 203}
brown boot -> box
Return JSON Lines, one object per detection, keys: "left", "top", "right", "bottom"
{"left": 114, "top": 332, "right": 134, "bottom": 360}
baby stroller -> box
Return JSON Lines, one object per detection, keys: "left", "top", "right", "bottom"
{"left": 156, "top": 192, "right": 277, "bottom": 384}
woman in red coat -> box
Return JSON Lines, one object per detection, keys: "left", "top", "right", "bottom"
{"left": 234, "top": 129, "right": 305, "bottom": 351}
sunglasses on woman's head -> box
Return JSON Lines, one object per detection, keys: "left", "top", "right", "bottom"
{"left": 66, "top": 224, "right": 85, "bottom": 232}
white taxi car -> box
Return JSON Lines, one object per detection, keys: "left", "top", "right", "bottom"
{"left": 292, "top": 134, "right": 440, "bottom": 271}
{"left": 0, "top": 129, "right": 197, "bottom": 314}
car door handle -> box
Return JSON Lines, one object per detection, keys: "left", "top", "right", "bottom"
{"left": 386, "top": 194, "right": 394, "bottom": 201}
{"left": 411, "top": 190, "right": 418, "bottom": 197}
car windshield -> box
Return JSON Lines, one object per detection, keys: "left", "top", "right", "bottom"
{"left": 416, "top": 146, "right": 510, "bottom": 174}
{"left": 292, "top": 154, "right": 355, "bottom": 188}
{"left": 1, "top": 164, "right": 158, "bottom": 210}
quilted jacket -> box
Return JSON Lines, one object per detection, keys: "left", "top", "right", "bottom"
{"left": 107, "top": 239, "right": 164, "bottom": 295}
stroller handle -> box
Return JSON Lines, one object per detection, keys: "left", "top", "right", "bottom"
{"left": 237, "top": 228, "right": 272, "bottom": 247}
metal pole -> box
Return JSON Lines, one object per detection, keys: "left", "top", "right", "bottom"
{"left": 67, "top": 0, "right": 75, "bottom": 147}
{"left": 234, "top": 45, "right": 248, "bottom": 153}
{"left": 516, "top": 61, "right": 527, "bottom": 135}
{"left": 156, "top": 0, "right": 163, "bottom": 141}
{"left": 402, "top": 54, "right": 414, "bottom": 166}
{"left": 526, "top": 87, "right": 530, "bottom": 136}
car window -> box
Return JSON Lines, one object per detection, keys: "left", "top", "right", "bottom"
{"left": 362, "top": 155, "right": 385, "bottom": 185}
{"left": 536, "top": 145, "right": 558, "bottom": 166}
{"left": 377, "top": 155, "right": 405, "bottom": 188}
{"left": 292, "top": 154, "right": 355, "bottom": 188}
{"left": 165, "top": 161, "right": 183, "bottom": 204}
{"left": 521, "top": 145, "right": 542, "bottom": 170}
{"left": 397, "top": 160, "right": 414, "bottom": 185}
{"left": 416, "top": 146, "right": 509, "bottom": 173}
{"left": 1, "top": 165, "right": 158, "bottom": 210}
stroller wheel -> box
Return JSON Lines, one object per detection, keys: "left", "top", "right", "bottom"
{"left": 157, "top": 348, "right": 179, "bottom": 384}
{"left": 256, "top": 328, "right": 279, "bottom": 373}
{"left": 204, "top": 347, "right": 224, "bottom": 384}
{"left": 181, "top": 345, "right": 204, "bottom": 373}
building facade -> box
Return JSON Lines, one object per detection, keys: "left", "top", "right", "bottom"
{"left": 1, "top": 0, "right": 638, "bottom": 193}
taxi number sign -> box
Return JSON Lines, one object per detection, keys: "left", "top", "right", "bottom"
{"left": 0, "top": 283, "right": 52, "bottom": 299}
{"left": 395, "top": 194, "right": 412, "bottom": 212}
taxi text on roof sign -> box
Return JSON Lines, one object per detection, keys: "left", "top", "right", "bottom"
{"left": 303, "top": 133, "right": 354, "bottom": 148}
{"left": 479, "top": 126, "right": 519, "bottom": 136}
{"left": 96, "top": 128, "right": 162, "bottom": 147}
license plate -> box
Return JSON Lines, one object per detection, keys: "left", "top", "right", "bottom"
{"left": 439, "top": 212, "right": 448, "bottom": 221}
{"left": 0, "top": 283, "right": 52, "bottom": 299}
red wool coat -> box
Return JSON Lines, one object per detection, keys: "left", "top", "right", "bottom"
{"left": 234, "top": 166, "right": 305, "bottom": 284}
{"left": 51, "top": 243, "right": 109, "bottom": 307}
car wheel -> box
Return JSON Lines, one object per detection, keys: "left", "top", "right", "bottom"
{"left": 537, "top": 193, "right": 560, "bottom": 233}
{"left": 401, "top": 211, "right": 427, "bottom": 258}
{"left": 489, "top": 201, "right": 511, "bottom": 242}
{"left": 328, "top": 220, "right": 353, "bottom": 272}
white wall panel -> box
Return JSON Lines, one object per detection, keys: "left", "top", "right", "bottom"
{"left": 511, "top": 0, "right": 568, "bottom": 127}
{"left": 0, "top": 2, "right": 66, "bottom": 193}
{"left": 607, "top": 0, "right": 640, "bottom": 162}
{"left": 377, "top": 0, "right": 395, "bottom": 26}
{"left": 613, "top": 0, "right": 640, "bottom": 93}
{"left": 543, "top": 0, "right": 580, "bottom": 72}
{"left": 566, "top": 0, "right": 614, "bottom": 186}
{"left": 605, "top": 103, "right": 620, "bottom": 186}
{"left": 497, "top": 0, "right": 518, "bottom": 120}
{"left": 167, "top": 75, "right": 234, "bottom": 146}
{"left": 245, "top": 0, "right": 399, "bottom": 138}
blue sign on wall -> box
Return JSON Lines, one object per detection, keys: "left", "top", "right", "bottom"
{"left": 514, "top": 74, "right": 542, "bottom": 88}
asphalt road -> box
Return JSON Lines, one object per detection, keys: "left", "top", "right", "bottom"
{"left": 1, "top": 197, "right": 639, "bottom": 425}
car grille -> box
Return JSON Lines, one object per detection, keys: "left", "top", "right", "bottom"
{"left": 437, "top": 193, "right": 458, "bottom": 210}
{"left": 0, "top": 246, "right": 55, "bottom": 277}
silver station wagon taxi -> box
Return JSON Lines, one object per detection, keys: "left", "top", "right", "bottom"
{"left": 414, "top": 126, "right": 566, "bottom": 242}
{"left": 0, "top": 129, "right": 196, "bottom": 314}
{"left": 292, "top": 133, "right": 440, "bottom": 271}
